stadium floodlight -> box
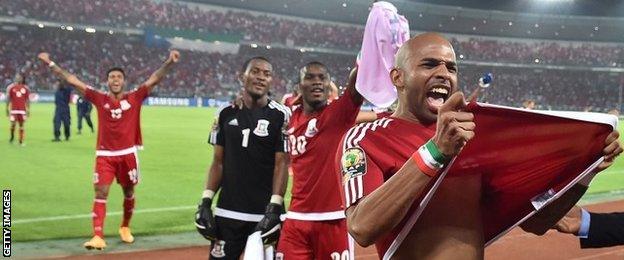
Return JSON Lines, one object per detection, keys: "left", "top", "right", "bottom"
{"left": 250, "top": 43, "right": 258, "bottom": 48}
{"left": 508, "top": 21, "right": 513, "bottom": 26}
{"left": 37, "top": 23, "right": 44, "bottom": 28}
{"left": 60, "top": 25, "right": 66, "bottom": 30}
{"left": 342, "top": 2, "right": 347, "bottom": 7}
{"left": 85, "top": 27, "right": 96, "bottom": 33}
{"left": 459, "top": 54, "right": 464, "bottom": 59}
{"left": 300, "top": 48, "right": 306, "bottom": 53}
{"left": 108, "top": 30, "right": 114, "bottom": 34}
{"left": 66, "top": 26, "right": 74, "bottom": 31}
{"left": 534, "top": 58, "right": 540, "bottom": 63}
{"left": 266, "top": 45, "right": 271, "bottom": 49}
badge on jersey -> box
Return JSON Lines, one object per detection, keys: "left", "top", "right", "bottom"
{"left": 341, "top": 147, "right": 367, "bottom": 183}
{"left": 120, "top": 100, "right": 131, "bottom": 111}
{"left": 304, "top": 118, "right": 318, "bottom": 137}
{"left": 211, "top": 240, "right": 226, "bottom": 258}
{"left": 254, "top": 119, "right": 270, "bottom": 137}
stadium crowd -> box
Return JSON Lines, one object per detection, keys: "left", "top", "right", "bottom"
{"left": 2, "top": 0, "right": 624, "bottom": 68}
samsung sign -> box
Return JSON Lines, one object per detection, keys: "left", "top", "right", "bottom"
{"left": 146, "top": 97, "right": 192, "bottom": 106}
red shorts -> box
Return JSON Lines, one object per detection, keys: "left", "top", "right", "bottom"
{"left": 9, "top": 114, "right": 26, "bottom": 123}
{"left": 276, "top": 218, "right": 353, "bottom": 260}
{"left": 93, "top": 152, "right": 140, "bottom": 187}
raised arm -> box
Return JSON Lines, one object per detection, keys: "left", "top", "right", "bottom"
{"left": 345, "top": 67, "right": 363, "bottom": 104}
{"left": 141, "top": 50, "right": 180, "bottom": 93}
{"left": 38, "top": 52, "right": 89, "bottom": 95}
{"left": 347, "top": 92, "right": 475, "bottom": 246}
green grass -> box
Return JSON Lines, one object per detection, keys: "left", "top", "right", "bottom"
{"left": 1, "top": 103, "right": 623, "bottom": 242}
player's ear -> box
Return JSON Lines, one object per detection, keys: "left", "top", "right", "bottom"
{"left": 390, "top": 68, "right": 404, "bottom": 92}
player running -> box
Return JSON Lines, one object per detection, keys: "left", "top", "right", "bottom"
{"left": 196, "top": 57, "right": 290, "bottom": 259}
{"left": 5, "top": 74, "right": 30, "bottom": 146}
{"left": 276, "top": 62, "right": 363, "bottom": 259}
{"left": 337, "top": 33, "right": 622, "bottom": 259}
{"left": 38, "top": 50, "right": 180, "bottom": 250}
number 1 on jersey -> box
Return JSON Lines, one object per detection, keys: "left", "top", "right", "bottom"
{"left": 241, "top": 128, "right": 250, "bottom": 147}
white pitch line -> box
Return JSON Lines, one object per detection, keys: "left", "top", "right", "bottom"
{"left": 13, "top": 205, "right": 196, "bottom": 224}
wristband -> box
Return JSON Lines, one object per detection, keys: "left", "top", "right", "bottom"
{"left": 412, "top": 140, "right": 448, "bottom": 177}
{"left": 270, "top": 194, "right": 284, "bottom": 205}
{"left": 202, "top": 189, "right": 215, "bottom": 199}
{"left": 48, "top": 61, "right": 56, "bottom": 67}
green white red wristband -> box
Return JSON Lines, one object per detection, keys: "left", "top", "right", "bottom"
{"left": 412, "top": 140, "right": 449, "bottom": 177}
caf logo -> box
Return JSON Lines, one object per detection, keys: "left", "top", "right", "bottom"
{"left": 304, "top": 118, "right": 318, "bottom": 137}
{"left": 254, "top": 119, "right": 270, "bottom": 137}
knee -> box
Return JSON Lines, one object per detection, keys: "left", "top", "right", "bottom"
{"left": 94, "top": 187, "right": 109, "bottom": 199}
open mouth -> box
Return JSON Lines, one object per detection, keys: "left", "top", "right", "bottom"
{"left": 310, "top": 87, "right": 324, "bottom": 96}
{"left": 426, "top": 85, "right": 450, "bottom": 112}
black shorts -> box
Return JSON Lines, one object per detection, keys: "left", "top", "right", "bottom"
{"left": 210, "top": 216, "right": 258, "bottom": 260}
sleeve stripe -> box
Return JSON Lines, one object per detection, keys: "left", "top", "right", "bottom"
{"left": 356, "top": 175, "right": 363, "bottom": 199}
{"left": 349, "top": 178, "right": 357, "bottom": 204}
{"left": 344, "top": 179, "right": 352, "bottom": 207}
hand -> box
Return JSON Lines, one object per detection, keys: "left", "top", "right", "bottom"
{"left": 254, "top": 203, "right": 283, "bottom": 244}
{"left": 594, "top": 130, "right": 622, "bottom": 173}
{"left": 194, "top": 198, "right": 217, "bottom": 240}
{"left": 38, "top": 52, "right": 51, "bottom": 64}
{"left": 553, "top": 206, "right": 582, "bottom": 234}
{"left": 167, "top": 50, "right": 180, "bottom": 64}
{"left": 433, "top": 92, "right": 475, "bottom": 157}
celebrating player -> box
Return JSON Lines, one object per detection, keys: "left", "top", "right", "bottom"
{"left": 5, "top": 74, "right": 30, "bottom": 146}
{"left": 276, "top": 62, "right": 363, "bottom": 259}
{"left": 337, "top": 33, "right": 622, "bottom": 259}
{"left": 38, "top": 50, "right": 180, "bottom": 250}
{"left": 196, "top": 57, "right": 290, "bottom": 259}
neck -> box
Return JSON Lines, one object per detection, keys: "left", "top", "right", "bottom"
{"left": 110, "top": 92, "right": 124, "bottom": 100}
{"left": 243, "top": 94, "right": 268, "bottom": 109}
{"left": 392, "top": 105, "right": 434, "bottom": 126}
{"left": 303, "top": 100, "right": 326, "bottom": 115}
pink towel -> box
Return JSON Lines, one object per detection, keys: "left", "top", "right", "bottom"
{"left": 356, "top": 1, "right": 409, "bottom": 108}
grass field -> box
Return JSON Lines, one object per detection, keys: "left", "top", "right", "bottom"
{"left": 1, "top": 103, "right": 624, "bottom": 242}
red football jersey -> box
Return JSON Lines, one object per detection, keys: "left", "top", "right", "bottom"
{"left": 6, "top": 83, "right": 30, "bottom": 114}
{"left": 85, "top": 85, "right": 149, "bottom": 154}
{"left": 282, "top": 93, "right": 300, "bottom": 110}
{"left": 286, "top": 89, "right": 361, "bottom": 220}
{"left": 337, "top": 117, "right": 436, "bottom": 258}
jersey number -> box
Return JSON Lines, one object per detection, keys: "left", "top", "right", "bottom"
{"left": 241, "top": 128, "right": 250, "bottom": 147}
{"left": 289, "top": 135, "right": 307, "bottom": 155}
{"left": 330, "top": 250, "right": 349, "bottom": 260}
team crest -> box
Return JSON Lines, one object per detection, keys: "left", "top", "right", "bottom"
{"left": 253, "top": 119, "right": 270, "bottom": 137}
{"left": 341, "top": 147, "right": 367, "bottom": 183}
{"left": 120, "top": 100, "right": 131, "bottom": 110}
{"left": 211, "top": 240, "right": 226, "bottom": 258}
{"left": 304, "top": 118, "right": 318, "bottom": 137}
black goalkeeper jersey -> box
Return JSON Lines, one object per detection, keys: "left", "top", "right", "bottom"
{"left": 210, "top": 100, "right": 290, "bottom": 216}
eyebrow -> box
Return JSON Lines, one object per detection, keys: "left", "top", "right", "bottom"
{"left": 420, "top": 58, "right": 457, "bottom": 68}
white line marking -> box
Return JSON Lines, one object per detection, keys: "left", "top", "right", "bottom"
{"left": 13, "top": 205, "right": 196, "bottom": 224}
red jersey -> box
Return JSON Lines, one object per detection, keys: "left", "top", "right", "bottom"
{"left": 6, "top": 83, "right": 30, "bottom": 114}
{"left": 85, "top": 85, "right": 149, "bottom": 155}
{"left": 337, "top": 117, "right": 436, "bottom": 258}
{"left": 282, "top": 93, "right": 300, "bottom": 110}
{"left": 286, "top": 89, "right": 361, "bottom": 220}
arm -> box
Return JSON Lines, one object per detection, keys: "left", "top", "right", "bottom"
{"left": 205, "top": 145, "right": 224, "bottom": 192}
{"left": 347, "top": 92, "right": 475, "bottom": 246}
{"left": 271, "top": 152, "right": 288, "bottom": 197}
{"left": 347, "top": 158, "right": 434, "bottom": 246}
{"left": 141, "top": 50, "right": 180, "bottom": 93}
{"left": 37, "top": 53, "right": 89, "bottom": 95}
{"left": 345, "top": 67, "right": 364, "bottom": 105}
{"left": 521, "top": 131, "right": 622, "bottom": 235}
{"left": 355, "top": 111, "right": 378, "bottom": 123}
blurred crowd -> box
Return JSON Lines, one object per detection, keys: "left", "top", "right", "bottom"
{"left": 2, "top": 0, "right": 624, "bottom": 68}
{"left": 1, "top": 0, "right": 621, "bottom": 111}
{"left": 0, "top": 27, "right": 353, "bottom": 100}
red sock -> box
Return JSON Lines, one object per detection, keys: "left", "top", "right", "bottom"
{"left": 18, "top": 127, "right": 24, "bottom": 143}
{"left": 122, "top": 196, "right": 135, "bottom": 227}
{"left": 92, "top": 199, "right": 107, "bottom": 237}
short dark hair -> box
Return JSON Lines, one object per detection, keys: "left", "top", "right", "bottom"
{"left": 300, "top": 61, "right": 330, "bottom": 79}
{"left": 241, "top": 56, "right": 271, "bottom": 73}
{"left": 106, "top": 67, "right": 125, "bottom": 78}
